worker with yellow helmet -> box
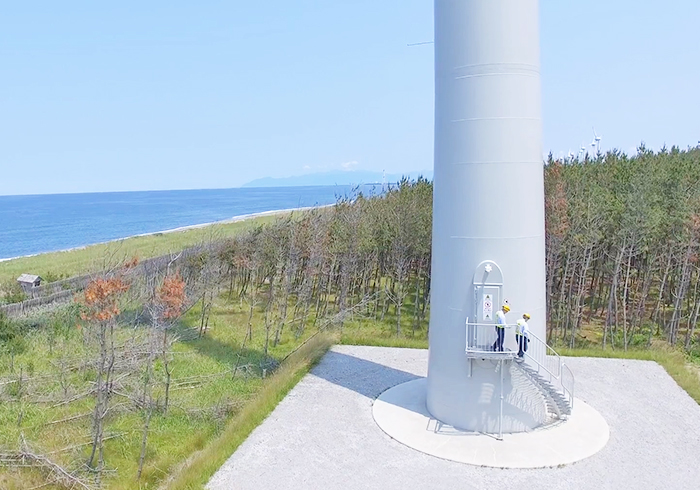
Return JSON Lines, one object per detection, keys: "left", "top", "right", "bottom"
{"left": 516, "top": 313, "right": 531, "bottom": 358}
{"left": 492, "top": 303, "right": 510, "bottom": 352}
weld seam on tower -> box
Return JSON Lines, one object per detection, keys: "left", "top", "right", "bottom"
{"left": 449, "top": 235, "right": 544, "bottom": 240}
{"left": 454, "top": 73, "right": 539, "bottom": 80}
{"left": 452, "top": 62, "right": 539, "bottom": 70}
{"left": 451, "top": 117, "right": 541, "bottom": 122}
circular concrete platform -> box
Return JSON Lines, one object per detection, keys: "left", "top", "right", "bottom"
{"left": 373, "top": 378, "right": 609, "bottom": 469}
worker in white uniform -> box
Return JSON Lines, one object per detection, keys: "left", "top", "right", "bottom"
{"left": 492, "top": 303, "right": 510, "bottom": 352}
{"left": 516, "top": 313, "right": 531, "bottom": 358}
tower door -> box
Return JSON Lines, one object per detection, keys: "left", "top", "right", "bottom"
{"left": 472, "top": 260, "right": 504, "bottom": 322}
{"left": 466, "top": 261, "right": 505, "bottom": 360}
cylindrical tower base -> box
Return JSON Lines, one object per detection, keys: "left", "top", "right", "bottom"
{"left": 429, "top": 359, "right": 549, "bottom": 433}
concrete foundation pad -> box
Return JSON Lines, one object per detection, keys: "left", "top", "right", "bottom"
{"left": 373, "top": 378, "right": 609, "bottom": 468}
{"left": 207, "top": 346, "right": 700, "bottom": 490}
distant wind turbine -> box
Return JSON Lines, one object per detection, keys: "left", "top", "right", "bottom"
{"left": 591, "top": 128, "right": 602, "bottom": 155}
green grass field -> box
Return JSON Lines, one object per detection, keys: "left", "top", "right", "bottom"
{"left": 161, "top": 332, "right": 334, "bottom": 490}
{"left": 0, "top": 292, "right": 327, "bottom": 489}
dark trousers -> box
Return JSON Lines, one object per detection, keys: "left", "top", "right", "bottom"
{"left": 517, "top": 335, "right": 528, "bottom": 357}
{"left": 493, "top": 327, "right": 505, "bottom": 352}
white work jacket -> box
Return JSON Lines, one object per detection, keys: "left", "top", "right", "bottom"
{"left": 516, "top": 319, "right": 529, "bottom": 338}
{"left": 495, "top": 310, "right": 507, "bottom": 329}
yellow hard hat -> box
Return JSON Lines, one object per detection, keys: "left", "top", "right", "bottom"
{"left": 523, "top": 313, "right": 531, "bottom": 320}
{"left": 502, "top": 304, "right": 510, "bottom": 312}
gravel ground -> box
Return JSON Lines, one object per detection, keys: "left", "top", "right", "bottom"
{"left": 207, "top": 345, "right": 700, "bottom": 490}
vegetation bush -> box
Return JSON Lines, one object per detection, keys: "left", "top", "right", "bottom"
{"left": 0, "top": 281, "right": 26, "bottom": 304}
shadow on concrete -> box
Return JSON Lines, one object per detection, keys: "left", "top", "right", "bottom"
{"left": 314, "top": 351, "right": 547, "bottom": 433}
{"left": 310, "top": 350, "right": 421, "bottom": 400}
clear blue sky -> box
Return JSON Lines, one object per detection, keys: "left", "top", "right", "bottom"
{"left": 2, "top": 1, "right": 698, "bottom": 195}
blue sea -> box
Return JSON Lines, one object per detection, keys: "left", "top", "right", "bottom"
{"left": 0, "top": 186, "right": 363, "bottom": 261}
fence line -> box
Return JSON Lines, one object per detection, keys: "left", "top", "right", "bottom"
{"left": 0, "top": 290, "right": 74, "bottom": 316}
{"left": 2, "top": 243, "right": 223, "bottom": 317}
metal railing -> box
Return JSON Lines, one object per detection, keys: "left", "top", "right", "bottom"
{"left": 524, "top": 331, "right": 575, "bottom": 412}
{"left": 561, "top": 363, "right": 575, "bottom": 410}
{"left": 463, "top": 320, "right": 575, "bottom": 414}
{"left": 464, "top": 320, "right": 516, "bottom": 356}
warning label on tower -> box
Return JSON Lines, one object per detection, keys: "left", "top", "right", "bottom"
{"left": 483, "top": 294, "right": 493, "bottom": 321}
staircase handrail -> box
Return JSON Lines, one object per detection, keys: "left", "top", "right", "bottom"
{"left": 561, "top": 363, "right": 575, "bottom": 410}
{"left": 524, "top": 330, "right": 575, "bottom": 412}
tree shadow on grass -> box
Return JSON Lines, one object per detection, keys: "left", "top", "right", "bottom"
{"left": 166, "top": 323, "right": 277, "bottom": 377}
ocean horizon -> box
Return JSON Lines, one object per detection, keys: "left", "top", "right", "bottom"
{"left": 0, "top": 186, "right": 369, "bottom": 261}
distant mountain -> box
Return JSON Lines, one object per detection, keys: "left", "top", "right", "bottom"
{"left": 242, "top": 170, "right": 433, "bottom": 188}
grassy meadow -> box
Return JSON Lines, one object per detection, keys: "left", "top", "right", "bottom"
{"left": 0, "top": 291, "right": 335, "bottom": 489}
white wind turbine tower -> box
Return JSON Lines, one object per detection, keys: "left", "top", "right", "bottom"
{"left": 591, "top": 128, "right": 602, "bottom": 155}
{"left": 579, "top": 144, "right": 587, "bottom": 160}
{"left": 372, "top": 0, "right": 609, "bottom": 466}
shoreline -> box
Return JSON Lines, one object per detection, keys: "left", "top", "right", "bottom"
{"left": 0, "top": 205, "right": 327, "bottom": 264}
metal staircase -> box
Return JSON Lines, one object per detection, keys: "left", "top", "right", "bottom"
{"left": 464, "top": 321, "right": 575, "bottom": 433}
{"left": 520, "top": 330, "right": 575, "bottom": 418}
{"left": 514, "top": 358, "right": 571, "bottom": 422}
